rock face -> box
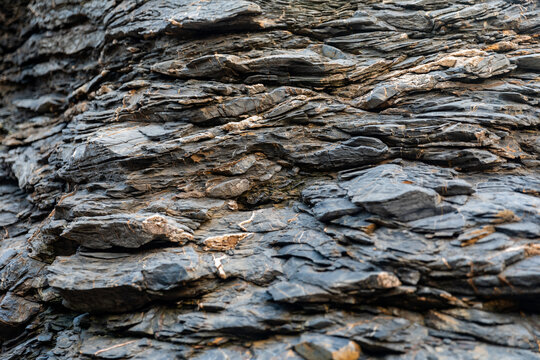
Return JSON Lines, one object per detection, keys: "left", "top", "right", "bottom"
{"left": 0, "top": 0, "right": 539, "bottom": 359}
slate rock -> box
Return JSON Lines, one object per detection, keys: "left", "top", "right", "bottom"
{"left": 0, "top": 293, "right": 41, "bottom": 338}
{"left": 347, "top": 177, "right": 441, "bottom": 222}
{"left": 47, "top": 247, "right": 215, "bottom": 312}
{"left": 60, "top": 213, "right": 194, "bottom": 249}
{"left": 0, "top": 0, "right": 539, "bottom": 358}
{"left": 293, "top": 334, "right": 361, "bottom": 360}
{"left": 311, "top": 198, "right": 360, "bottom": 222}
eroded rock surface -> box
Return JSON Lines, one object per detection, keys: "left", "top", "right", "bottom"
{"left": 0, "top": 0, "right": 539, "bottom": 359}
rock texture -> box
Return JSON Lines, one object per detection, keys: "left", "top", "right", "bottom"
{"left": 0, "top": 0, "right": 539, "bottom": 359}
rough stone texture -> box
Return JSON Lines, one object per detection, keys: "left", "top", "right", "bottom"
{"left": 0, "top": 0, "right": 539, "bottom": 359}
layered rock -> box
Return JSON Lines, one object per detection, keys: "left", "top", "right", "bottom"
{"left": 0, "top": 0, "right": 539, "bottom": 359}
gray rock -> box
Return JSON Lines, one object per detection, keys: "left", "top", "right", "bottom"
{"left": 514, "top": 54, "right": 540, "bottom": 71}
{"left": 60, "top": 213, "right": 194, "bottom": 249}
{"left": 347, "top": 176, "right": 441, "bottom": 221}
{"left": 0, "top": 0, "right": 539, "bottom": 358}
{"left": 311, "top": 198, "right": 359, "bottom": 222}
{"left": 206, "top": 178, "right": 251, "bottom": 199}
{"left": 0, "top": 293, "right": 41, "bottom": 338}
{"left": 47, "top": 246, "right": 215, "bottom": 312}
{"left": 495, "top": 222, "right": 540, "bottom": 239}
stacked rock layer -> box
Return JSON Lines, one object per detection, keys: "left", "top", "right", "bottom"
{"left": 0, "top": 0, "right": 539, "bottom": 359}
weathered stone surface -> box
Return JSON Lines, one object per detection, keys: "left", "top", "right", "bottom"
{"left": 0, "top": 0, "right": 539, "bottom": 358}
{"left": 47, "top": 246, "right": 215, "bottom": 312}
{"left": 0, "top": 293, "right": 41, "bottom": 338}
{"left": 60, "top": 213, "right": 194, "bottom": 249}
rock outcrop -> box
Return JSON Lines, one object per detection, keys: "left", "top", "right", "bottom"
{"left": 0, "top": 0, "right": 539, "bottom": 359}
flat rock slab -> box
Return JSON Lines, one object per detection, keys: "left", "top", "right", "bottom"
{"left": 47, "top": 246, "right": 215, "bottom": 312}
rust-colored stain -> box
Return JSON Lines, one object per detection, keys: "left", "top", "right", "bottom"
{"left": 460, "top": 225, "right": 495, "bottom": 247}
{"left": 203, "top": 233, "right": 250, "bottom": 251}
{"left": 491, "top": 209, "right": 520, "bottom": 224}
